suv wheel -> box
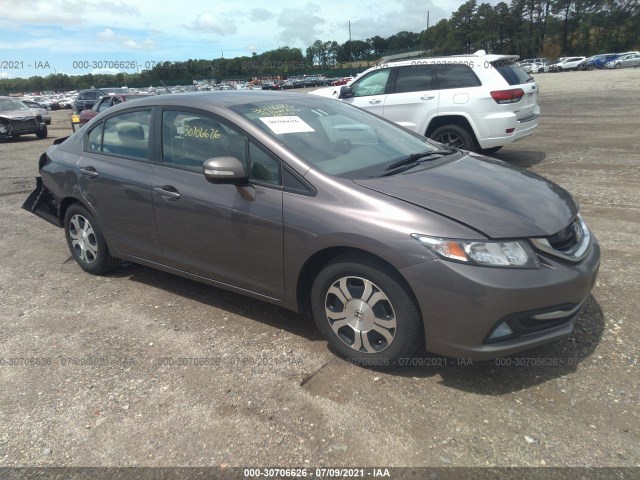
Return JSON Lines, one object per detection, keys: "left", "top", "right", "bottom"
{"left": 36, "top": 125, "right": 48, "bottom": 139}
{"left": 430, "top": 125, "right": 475, "bottom": 151}
{"left": 311, "top": 255, "right": 423, "bottom": 365}
{"left": 64, "top": 204, "right": 120, "bottom": 274}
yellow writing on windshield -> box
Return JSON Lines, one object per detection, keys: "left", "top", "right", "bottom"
{"left": 251, "top": 104, "right": 295, "bottom": 117}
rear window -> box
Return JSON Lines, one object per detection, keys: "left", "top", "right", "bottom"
{"left": 493, "top": 64, "right": 532, "bottom": 86}
{"left": 435, "top": 65, "right": 481, "bottom": 89}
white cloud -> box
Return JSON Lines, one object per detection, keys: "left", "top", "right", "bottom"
{"left": 0, "top": 72, "right": 12, "bottom": 79}
{"left": 122, "top": 38, "right": 156, "bottom": 49}
{"left": 97, "top": 28, "right": 116, "bottom": 42}
{"left": 250, "top": 8, "right": 275, "bottom": 22}
{"left": 278, "top": 3, "right": 326, "bottom": 45}
{"left": 190, "top": 12, "right": 238, "bottom": 35}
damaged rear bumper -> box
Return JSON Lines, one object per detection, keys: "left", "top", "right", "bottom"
{"left": 22, "top": 176, "right": 62, "bottom": 227}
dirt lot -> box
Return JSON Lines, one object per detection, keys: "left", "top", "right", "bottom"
{"left": 0, "top": 69, "right": 639, "bottom": 472}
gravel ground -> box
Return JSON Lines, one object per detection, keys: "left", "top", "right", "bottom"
{"left": 0, "top": 69, "right": 638, "bottom": 471}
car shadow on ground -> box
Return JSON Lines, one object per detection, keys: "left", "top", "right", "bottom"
{"left": 491, "top": 149, "right": 546, "bottom": 168}
{"left": 106, "top": 261, "right": 324, "bottom": 342}
{"left": 107, "top": 261, "right": 606, "bottom": 395}
{"left": 386, "top": 295, "right": 605, "bottom": 395}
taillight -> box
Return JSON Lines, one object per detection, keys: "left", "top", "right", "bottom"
{"left": 490, "top": 88, "right": 525, "bottom": 104}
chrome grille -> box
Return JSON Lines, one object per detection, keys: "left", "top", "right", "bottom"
{"left": 530, "top": 215, "right": 591, "bottom": 262}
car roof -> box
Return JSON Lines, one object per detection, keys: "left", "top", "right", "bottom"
{"left": 379, "top": 51, "right": 519, "bottom": 68}
{"left": 109, "top": 90, "right": 317, "bottom": 109}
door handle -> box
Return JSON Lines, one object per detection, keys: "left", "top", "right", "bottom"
{"left": 420, "top": 95, "right": 436, "bottom": 100}
{"left": 153, "top": 186, "right": 181, "bottom": 200}
{"left": 78, "top": 166, "right": 98, "bottom": 178}
{"left": 368, "top": 99, "right": 382, "bottom": 104}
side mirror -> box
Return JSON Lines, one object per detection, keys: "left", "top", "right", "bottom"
{"left": 339, "top": 86, "right": 353, "bottom": 99}
{"left": 203, "top": 157, "right": 248, "bottom": 185}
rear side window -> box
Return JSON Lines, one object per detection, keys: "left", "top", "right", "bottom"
{"left": 436, "top": 64, "right": 481, "bottom": 89}
{"left": 394, "top": 66, "right": 435, "bottom": 93}
{"left": 101, "top": 110, "right": 151, "bottom": 160}
{"left": 493, "top": 64, "right": 531, "bottom": 86}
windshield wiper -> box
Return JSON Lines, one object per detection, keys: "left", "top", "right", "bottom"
{"left": 384, "top": 149, "right": 457, "bottom": 171}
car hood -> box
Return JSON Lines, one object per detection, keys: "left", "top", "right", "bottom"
{"left": 310, "top": 87, "right": 340, "bottom": 98}
{"left": 354, "top": 154, "right": 577, "bottom": 238}
{"left": 0, "top": 109, "right": 37, "bottom": 120}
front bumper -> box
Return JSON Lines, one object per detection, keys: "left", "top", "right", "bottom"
{"left": 400, "top": 238, "right": 600, "bottom": 360}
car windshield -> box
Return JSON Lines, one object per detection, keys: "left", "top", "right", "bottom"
{"left": 0, "top": 97, "right": 29, "bottom": 112}
{"left": 230, "top": 97, "right": 443, "bottom": 179}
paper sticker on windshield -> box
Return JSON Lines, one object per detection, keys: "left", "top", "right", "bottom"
{"left": 259, "top": 116, "right": 315, "bottom": 134}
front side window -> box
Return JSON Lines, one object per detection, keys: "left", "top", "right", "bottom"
{"left": 91, "top": 110, "right": 152, "bottom": 160}
{"left": 351, "top": 69, "right": 392, "bottom": 97}
{"left": 161, "top": 110, "right": 247, "bottom": 172}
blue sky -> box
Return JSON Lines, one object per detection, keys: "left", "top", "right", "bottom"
{"left": 1, "top": 0, "right": 466, "bottom": 79}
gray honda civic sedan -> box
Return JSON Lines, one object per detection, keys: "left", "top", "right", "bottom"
{"left": 23, "top": 91, "right": 600, "bottom": 365}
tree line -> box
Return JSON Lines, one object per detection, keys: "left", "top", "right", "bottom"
{"left": 1, "top": 0, "right": 637, "bottom": 94}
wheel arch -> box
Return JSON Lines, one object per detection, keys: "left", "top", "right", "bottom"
{"left": 295, "top": 246, "right": 422, "bottom": 320}
{"left": 425, "top": 115, "right": 479, "bottom": 148}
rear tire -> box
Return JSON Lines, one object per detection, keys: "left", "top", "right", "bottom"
{"left": 64, "top": 204, "right": 120, "bottom": 274}
{"left": 429, "top": 124, "right": 475, "bottom": 151}
{"left": 311, "top": 255, "right": 423, "bottom": 367}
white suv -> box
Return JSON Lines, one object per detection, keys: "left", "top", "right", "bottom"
{"left": 311, "top": 51, "right": 539, "bottom": 153}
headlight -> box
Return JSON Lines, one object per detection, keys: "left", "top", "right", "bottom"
{"left": 412, "top": 234, "right": 539, "bottom": 268}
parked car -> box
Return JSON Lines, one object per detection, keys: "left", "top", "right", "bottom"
{"left": 605, "top": 53, "right": 640, "bottom": 68}
{"left": 584, "top": 54, "right": 621, "bottom": 69}
{"left": 71, "top": 94, "right": 150, "bottom": 131}
{"left": 0, "top": 96, "right": 48, "bottom": 140}
{"left": 331, "top": 77, "right": 353, "bottom": 86}
{"left": 312, "top": 50, "right": 539, "bottom": 154}
{"left": 550, "top": 57, "right": 586, "bottom": 72}
{"left": 20, "top": 99, "right": 52, "bottom": 125}
{"left": 30, "top": 96, "right": 60, "bottom": 111}
{"left": 73, "top": 88, "right": 127, "bottom": 112}
{"left": 22, "top": 91, "right": 599, "bottom": 364}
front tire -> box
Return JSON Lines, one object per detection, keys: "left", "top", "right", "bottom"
{"left": 429, "top": 124, "right": 475, "bottom": 151}
{"left": 36, "top": 125, "right": 48, "bottom": 139}
{"left": 64, "top": 204, "right": 120, "bottom": 274}
{"left": 311, "top": 255, "right": 423, "bottom": 366}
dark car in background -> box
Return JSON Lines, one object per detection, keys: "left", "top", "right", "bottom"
{"left": 0, "top": 96, "right": 48, "bottom": 140}
{"left": 23, "top": 91, "right": 600, "bottom": 364}
{"left": 73, "top": 88, "right": 127, "bottom": 112}
{"left": 71, "top": 94, "right": 150, "bottom": 131}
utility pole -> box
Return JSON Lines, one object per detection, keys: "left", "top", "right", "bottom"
{"left": 427, "top": 10, "right": 430, "bottom": 30}
{"left": 349, "top": 21, "right": 352, "bottom": 61}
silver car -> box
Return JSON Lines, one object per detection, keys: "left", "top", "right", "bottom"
{"left": 0, "top": 96, "right": 48, "bottom": 140}
{"left": 20, "top": 99, "right": 52, "bottom": 125}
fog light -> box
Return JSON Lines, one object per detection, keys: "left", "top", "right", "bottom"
{"left": 489, "top": 322, "right": 514, "bottom": 340}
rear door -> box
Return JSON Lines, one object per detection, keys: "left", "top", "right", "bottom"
{"left": 383, "top": 65, "right": 438, "bottom": 134}
{"left": 77, "top": 108, "right": 162, "bottom": 261}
